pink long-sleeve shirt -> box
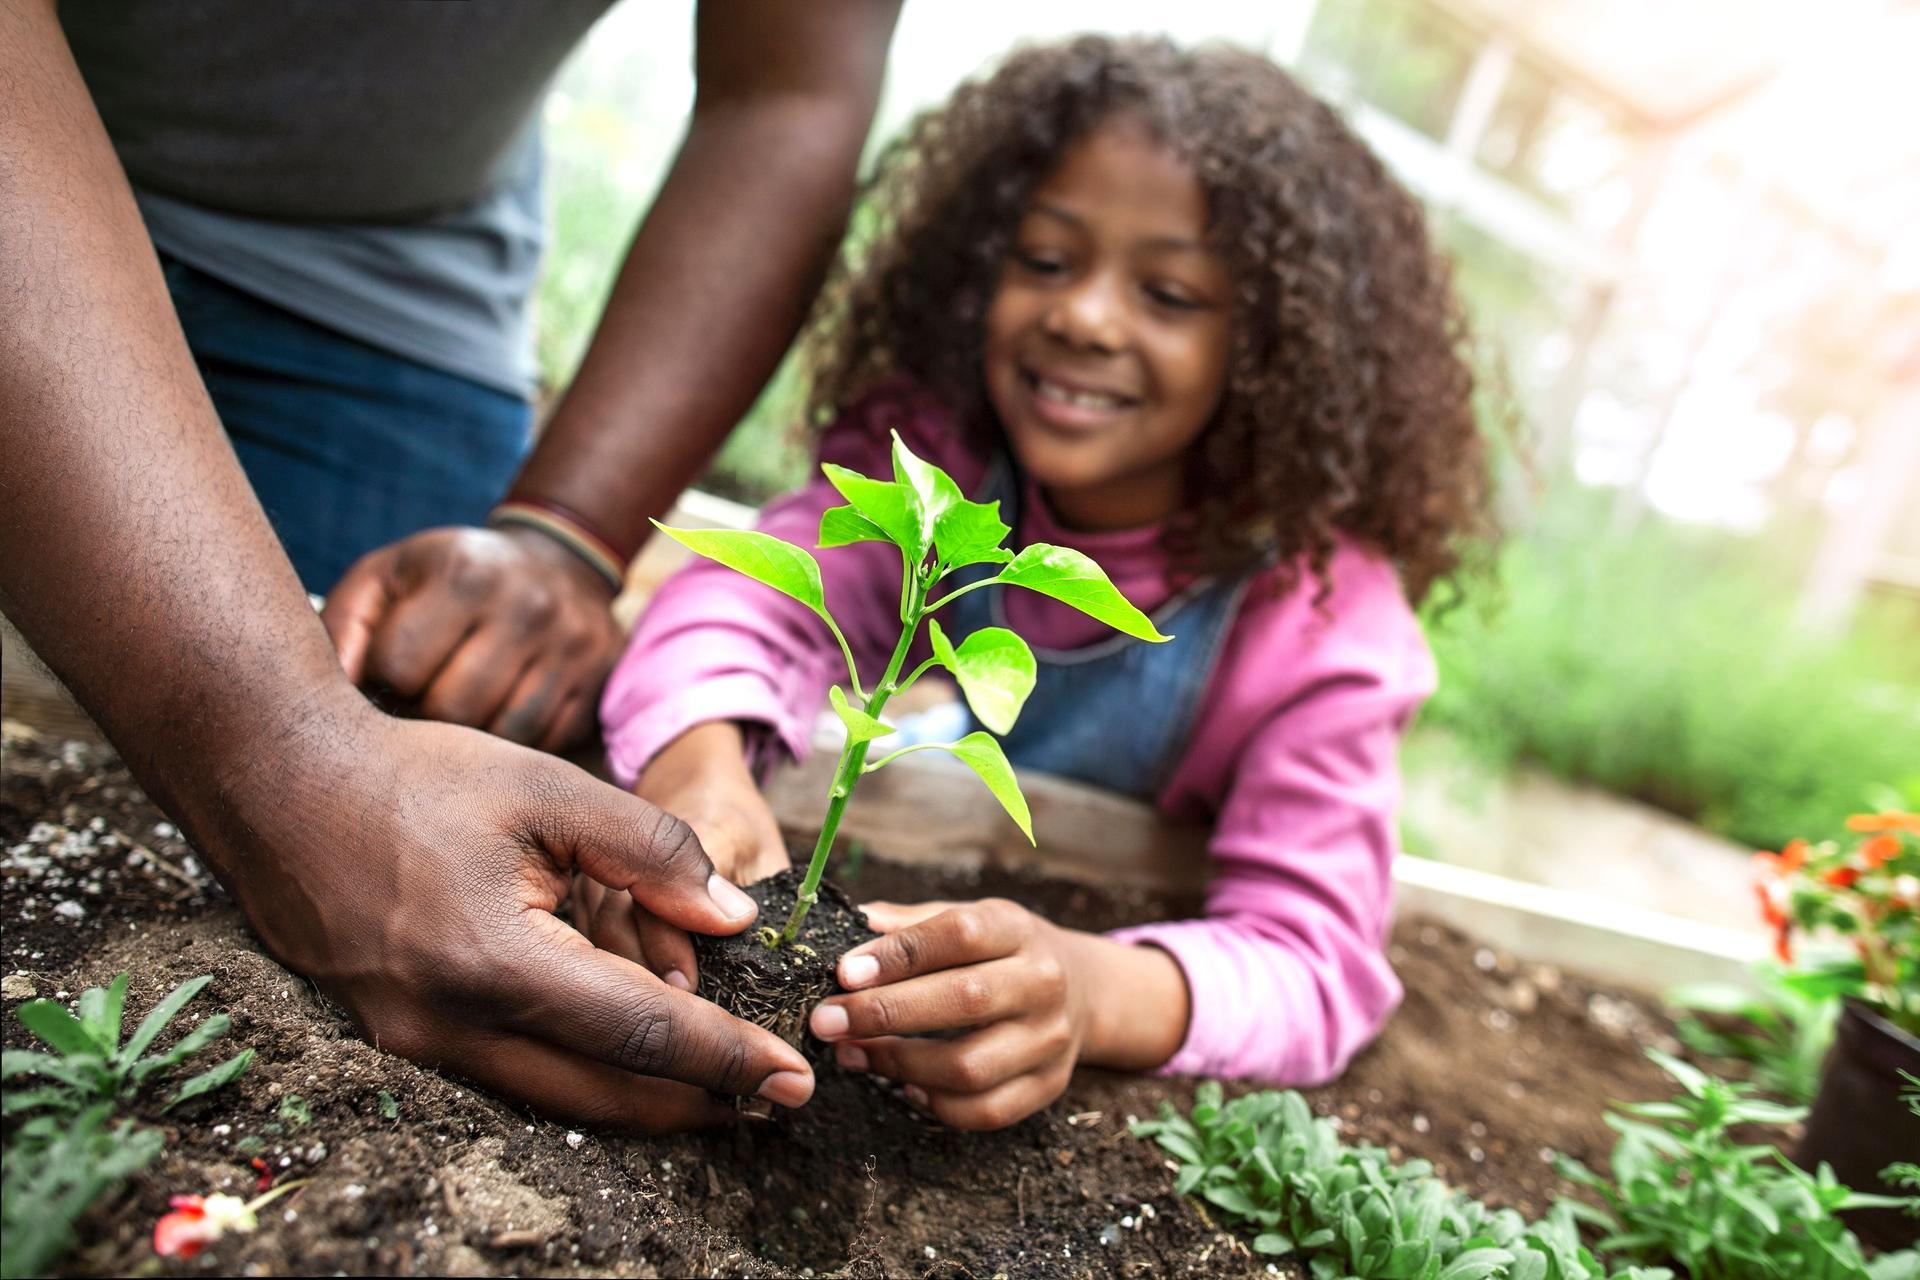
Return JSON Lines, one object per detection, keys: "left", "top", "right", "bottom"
{"left": 603, "top": 386, "right": 1436, "bottom": 1084}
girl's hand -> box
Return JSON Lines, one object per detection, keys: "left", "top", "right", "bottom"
{"left": 579, "top": 721, "right": 789, "bottom": 988}
{"left": 808, "top": 898, "right": 1092, "bottom": 1130}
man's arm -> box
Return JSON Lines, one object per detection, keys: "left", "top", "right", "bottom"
{"left": 323, "top": 0, "right": 901, "bottom": 748}
{"left": 0, "top": 0, "right": 812, "bottom": 1126}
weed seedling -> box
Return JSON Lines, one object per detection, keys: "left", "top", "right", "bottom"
{"left": 2, "top": 972, "right": 254, "bottom": 1275}
{"left": 656, "top": 431, "right": 1167, "bottom": 947}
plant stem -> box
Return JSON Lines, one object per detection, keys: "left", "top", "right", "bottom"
{"left": 776, "top": 566, "right": 928, "bottom": 945}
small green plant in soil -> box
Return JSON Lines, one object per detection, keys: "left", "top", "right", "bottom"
{"left": 1882, "top": 1072, "right": 1920, "bottom": 1219}
{"left": 1665, "top": 963, "right": 1839, "bottom": 1104}
{"left": 656, "top": 431, "right": 1166, "bottom": 950}
{"left": 3, "top": 972, "right": 254, "bottom": 1276}
{"left": 1132, "top": 1081, "right": 1664, "bottom": 1280}
{"left": 1134, "top": 1051, "right": 1920, "bottom": 1280}
{"left": 1554, "top": 1050, "right": 1918, "bottom": 1280}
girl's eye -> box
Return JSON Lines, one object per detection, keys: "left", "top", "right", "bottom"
{"left": 1147, "top": 283, "right": 1202, "bottom": 311}
{"left": 1013, "top": 248, "right": 1065, "bottom": 275}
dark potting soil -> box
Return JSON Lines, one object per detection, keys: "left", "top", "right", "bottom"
{"left": 3, "top": 722, "right": 1731, "bottom": 1278}
{"left": 695, "top": 869, "right": 880, "bottom": 1056}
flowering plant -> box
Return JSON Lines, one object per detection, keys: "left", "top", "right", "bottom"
{"left": 1753, "top": 812, "right": 1919, "bottom": 1035}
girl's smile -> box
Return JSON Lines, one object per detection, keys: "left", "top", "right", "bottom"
{"left": 984, "top": 118, "right": 1232, "bottom": 531}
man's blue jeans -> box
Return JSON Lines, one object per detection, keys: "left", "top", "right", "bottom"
{"left": 162, "top": 256, "right": 535, "bottom": 594}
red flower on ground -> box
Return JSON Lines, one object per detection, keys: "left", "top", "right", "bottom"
{"left": 1823, "top": 865, "right": 1862, "bottom": 888}
{"left": 152, "top": 1194, "right": 254, "bottom": 1260}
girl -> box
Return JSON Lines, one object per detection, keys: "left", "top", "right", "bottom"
{"left": 596, "top": 36, "right": 1494, "bottom": 1129}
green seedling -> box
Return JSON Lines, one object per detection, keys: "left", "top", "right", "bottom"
{"left": 656, "top": 431, "right": 1168, "bottom": 946}
{"left": 3, "top": 972, "right": 253, "bottom": 1117}
{"left": 1, "top": 1103, "right": 164, "bottom": 1277}
{"left": 279, "top": 1093, "right": 312, "bottom": 1129}
{"left": 2, "top": 973, "right": 254, "bottom": 1276}
{"left": 1555, "top": 1050, "right": 1918, "bottom": 1280}
{"left": 1665, "top": 963, "right": 1839, "bottom": 1103}
{"left": 1133, "top": 1082, "right": 1666, "bottom": 1280}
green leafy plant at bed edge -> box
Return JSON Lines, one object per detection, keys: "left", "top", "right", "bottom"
{"left": 1883, "top": 1071, "right": 1920, "bottom": 1218}
{"left": 1554, "top": 1050, "right": 1917, "bottom": 1280}
{"left": 1134, "top": 1051, "right": 1920, "bottom": 1280}
{"left": 654, "top": 430, "right": 1168, "bottom": 947}
{"left": 1132, "top": 1081, "right": 1666, "bottom": 1280}
{"left": 1664, "top": 963, "right": 1839, "bottom": 1104}
{"left": 3, "top": 972, "right": 254, "bottom": 1276}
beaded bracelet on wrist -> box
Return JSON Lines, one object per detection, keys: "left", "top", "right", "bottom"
{"left": 487, "top": 498, "right": 627, "bottom": 594}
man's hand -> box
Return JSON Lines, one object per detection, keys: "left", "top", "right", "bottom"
{"left": 579, "top": 721, "right": 790, "bottom": 989}
{"left": 806, "top": 899, "right": 1094, "bottom": 1131}
{"left": 212, "top": 703, "right": 814, "bottom": 1129}
{"left": 322, "top": 525, "right": 623, "bottom": 750}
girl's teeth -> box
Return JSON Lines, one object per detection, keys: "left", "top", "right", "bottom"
{"left": 1036, "top": 379, "right": 1123, "bottom": 410}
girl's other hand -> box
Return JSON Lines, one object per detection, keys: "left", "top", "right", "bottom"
{"left": 579, "top": 721, "right": 789, "bottom": 989}
{"left": 808, "top": 898, "right": 1093, "bottom": 1130}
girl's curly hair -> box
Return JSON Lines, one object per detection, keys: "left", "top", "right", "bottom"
{"left": 801, "top": 35, "right": 1497, "bottom": 606}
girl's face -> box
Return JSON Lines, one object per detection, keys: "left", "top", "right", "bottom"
{"left": 984, "top": 119, "right": 1233, "bottom": 531}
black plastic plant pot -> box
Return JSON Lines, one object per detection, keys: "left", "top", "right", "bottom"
{"left": 1798, "top": 999, "right": 1920, "bottom": 1250}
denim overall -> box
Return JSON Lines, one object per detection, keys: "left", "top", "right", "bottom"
{"left": 936, "top": 459, "right": 1249, "bottom": 801}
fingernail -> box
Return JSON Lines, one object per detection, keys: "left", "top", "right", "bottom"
{"left": 756, "top": 1070, "right": 813, "bottom": 1108}
{"left": 810, "top": 1003, "right": 849, "bottom": 1040}
{"left": 840, "top": 953, "right": 879, "bottom": 989}
{"left": 664, "top": 969, "right": 693, "bottom": 992}
{"left": 904, "top": 1084, "right": 929, "bottom": 1109}
{"left": 836, "top": 1043, "right": 869, "bottom": 1072}
{"left": 708, "top": 874, "right": 756, "bottom": 922}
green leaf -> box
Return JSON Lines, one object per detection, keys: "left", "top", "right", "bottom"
{"left": 117, "top": 973, "right": 212, "bottom": 1068}
{"left": 890, "top": 430, "right": 963, "bottom": 546}
{"left": 994, "top": 544, "right": 1170, "bottom": 643}
{"left": 129, "top": 1013, "right": 232, "bottom": 1086}
{"left": 933, "top": 732, "right": 1033, "bottom": 844}
{"left": 377, "top": 1089, "right": 400, "bottom": 1120}
{"left": 821, "top": 465, "right": 924, "bottom": 559}
{"left": 162, "top": 1047, "right": 254, "bottom": 1112}
{"left": 1202, "top": 1183, "right": 1261, "bottom": 1218}
{"left": 15, "top": 999, "right": 96, "bottom": 1057}
{"left": 932, "top": 497, "right": 1013, "bottom": 571}
{"left": 818, "top": 505, "right": 891, "bottom": 549}
{"left": 652, "top": 524, "right": 826, "bottom": 616}
{"left": 927, "top": 620, "right": 1035, "bottom": 736}
{"left": 76, "top": 974, "right": 129, "bottom": 1055}
{"left": 1, "top": 1086, "right": 79, "bottom": 1115}
{"left": 1434, "top": 1248, "right": 1514, "bottom": 1280}
{"left": 828, "top": 685, "right": 894, "bottom": 747}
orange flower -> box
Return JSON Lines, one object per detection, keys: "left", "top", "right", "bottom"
{"left": 1862, "top": 834, "right": 1902, "bottom": 868}
{"left": 1754, "top": 881, "right": 1788, "bottom": 930}
{"left": 1824, "top": 865, "right": 1861, "bottom": 888}
{"left": 1847, "top": 812, "right": 1920, "bottom": 834}
{"left": 1774, "top": 927, "right": 1793, "bottom": 965}
{"left": 1779, "top": 838, "right": 1810, "bottom": 871}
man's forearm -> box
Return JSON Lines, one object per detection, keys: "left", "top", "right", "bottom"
{"left": 0, "top": 0, "right": 358, "bottom": 836}
{"left": 511, "top": 0, "right": 898, "bottom": 556}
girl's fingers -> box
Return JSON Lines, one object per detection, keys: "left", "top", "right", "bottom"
{"left": 837, "top": 1019, "right": 1063, "bottom": 1095}
{"left": 836, "top": 898, "right": 1029, "bottom": 991}
{"left": 635, "top": 903, "right": 698, "bottom": 992}
{"left": 811, "top": 955, "right": 1035, "bottom": 1040}
{"left": 913, "top": 1064, "right": 1073, "bottom": 1132}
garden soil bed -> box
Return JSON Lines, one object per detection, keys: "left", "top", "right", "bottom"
{"left": 3, "top": 722, "right": 1708, "bottom": 1278}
